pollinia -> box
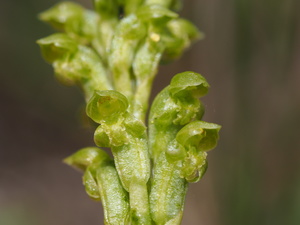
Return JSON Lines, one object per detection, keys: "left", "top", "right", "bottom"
{"left": 37, "top": 0, "right": 221, "bottom": 224}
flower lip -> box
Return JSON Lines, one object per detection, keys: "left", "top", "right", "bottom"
{"left": 86, "top": 90, "right": 129, "bottom": 123}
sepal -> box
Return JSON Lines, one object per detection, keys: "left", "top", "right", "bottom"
{"left": 165, "top": 139, "right": 186, "bottom": 162}
{"left": 169, "top": 0, "right": 182, "bottom": 11}
{"left": 176, "top": 121, "right": 221, "bottom": 182}
{"left": 39, "top": 2, "right": 84, "bottom": 30}
{"left": 162, "top": 18, "right": 203, "bottom": 62}
{"left": 86, "top": 90, "right": 129, "bottom": 124}
{"left": 39, "top": 2, "right": 98, "bottom": 44}
{"left": 94, "top": 126, "right": 111, "bottom": 147}
{"left": 169, "top": 72, "right": 209, "bottom": 125}
{"left": 51, "top": 45, "right": 99, "bottom": 85}
{"left": 93, "top": 0, "right": 119, "bottom": 17}
{"left": 123, "top": 0, "right": 144, "bottom": 15}
{"left": 63, "top": 147, "right": 110, "bottom": 171}
{"left": 83, "top": 166, "right": 101, "bottom": 200}
{"left": 149, "top": 72, "right": 208, "bottom": 127}
{"left": 123, "top": 116, "right": 146, "bottom": 138}
{"left": 181, "top": 153, "right": 208, "bottom": 183}
{"left": 176, "top": 120, "right": 221, "bottom": 152}
{"left": 94, "top": 123, "right": 129, "bottom": 147}
{"left": 137, "top": 4, "right": 178, "bottom": 25}
{"left": 169, "top": 71, "right": 209, "bottom": 99}
{"left": 36, "top": 33, "right": 77, "bottom": 63}
{"left": 37, "top": 33, "right": 111, "bottom": 96}
{"left": 114, "top": 14, "right": 146, "bottom": 40}
{"left": 145, "top": 0, "right": 179, "bottom": 9}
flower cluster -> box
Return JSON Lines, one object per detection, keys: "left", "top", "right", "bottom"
{"left": 37, "top": 1, "right": 221, "bottom": 224}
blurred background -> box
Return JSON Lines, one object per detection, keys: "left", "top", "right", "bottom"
{"left": 1, "top": 0, "right": 300, "bottom": 224}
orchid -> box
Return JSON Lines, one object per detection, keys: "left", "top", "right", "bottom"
{"left": 37, "top": 1, "right": 221, "bottom": 224}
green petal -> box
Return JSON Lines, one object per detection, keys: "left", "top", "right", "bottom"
{"left": 39, "top": 2, "right": 98, "bottom": 44}
{"left": 145, "top": 0, "right": 176, "bottom": 9}
{"left": 123, "top": 0, "right": 144, "bottom": 15}
{"left": 169, "top": 71, "right": 209, "bottom": 98}
{"left": 162, "top": 18, "right": 203, "bottom": 62}
{"left": 137, "top": 4, "right": 178, "bottom": 25}
{"left": 176, "top": 120, "right": 221, "bottom": 152}
{"left": 83, "top": 166, "right": 101, "bottom": 200}
{"left": 39, "top": 2, "right": 84, "bottom": 30}
{"left": 165, "top": 139, "right": 186, "bottom": 162}
{"left": 176, "top": 121, "right": 221, "bottom": 182}
{"left": 63, "top": 147, "right": 111, "bottom": 171}
{"left": 86, "top": 90, "right": 129, "bottom": 124}
{"left": 182, "top": 154, "right": 208, "bottom": 183}
{"left": 94, "top": 0, "right": 119, "bottom": 17}
{"left": 36, "top": 33, "right": 77, "bottom": 62}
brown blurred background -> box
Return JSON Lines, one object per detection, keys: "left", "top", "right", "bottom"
{"left": 1, "top": 0, "right": 300, "bottom": 224}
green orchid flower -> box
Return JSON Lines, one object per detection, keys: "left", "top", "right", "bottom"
{"left": 37, "top": 1, "right": 221, "bottom": 224}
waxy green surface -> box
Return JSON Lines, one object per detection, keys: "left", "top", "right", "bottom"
{"left": 38, "top": 1, "right": 221, "bottom": 224}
